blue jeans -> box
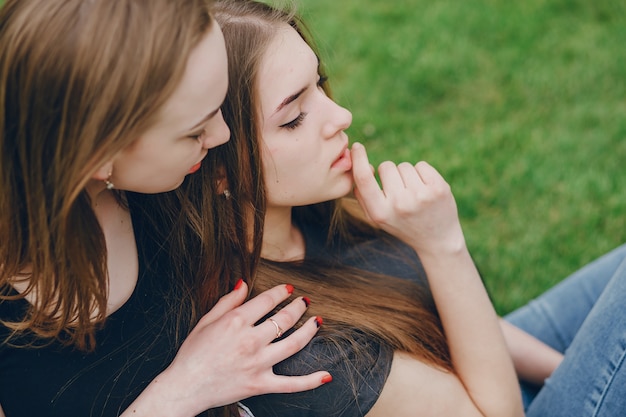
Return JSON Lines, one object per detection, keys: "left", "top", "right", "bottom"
{"left": 505, "top": 243, "right": 626, "bottom": 416}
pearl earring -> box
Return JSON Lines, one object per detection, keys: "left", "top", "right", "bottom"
{"left": 104, "top": 172, "right": 114, "bottom": 190}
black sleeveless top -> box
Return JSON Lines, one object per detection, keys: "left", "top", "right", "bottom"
{"left": 0, "top": 211, "right": 184, "bottom": 417}
{"left": 241, "top": 221, "right": 429, "bottom": 417}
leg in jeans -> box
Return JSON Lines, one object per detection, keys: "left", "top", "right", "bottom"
{"left": 525, "top": 251, "right": 626, "bottom": 416}
{"left": 505, "top": 243, "right": 626, "bottom": 408}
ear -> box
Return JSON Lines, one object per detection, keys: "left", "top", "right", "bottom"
{"left": 92, "top": 161, "right": 114, "bottom": 181}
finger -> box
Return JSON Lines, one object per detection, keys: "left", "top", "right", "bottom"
{"left": 377, "top": 161, "right": 405, "bottom": 196}
{"left": 265, "top": 315, "right": 322, "bottom": 364}
{"left": 265, "top": 371, "right": 333, "bottom": 394}
{"left": 352, "top": 186, "right": 374, "bottom": 224}
{"left": 261, "top": 296, "right": 310, "bottom": 341}
{"left": 234, "top": 283, "right": 295, "bottom": 324}
{"left": 265, "top": 317, "right": 284, "bottom": 341}
{"left": 397, "top": 162, "right": 426, "bottom": 191}
{"left": 351, "top": 143, "right": 388, "bottom": 221}
{"left": 351, "top": 143, "right": 383, "bottom": 201}
{"left": 196, "top": 279, "right": 249, "bottom": 327}
{"left": 415, "top": 161, "right": 445, "bottom": 185}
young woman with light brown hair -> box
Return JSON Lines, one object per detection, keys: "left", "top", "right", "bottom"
{"left": 179, "top": 1, "right": 528, "bottom": 415}
{"left": 0, "top": 1, "right": 330, "bottom": 416}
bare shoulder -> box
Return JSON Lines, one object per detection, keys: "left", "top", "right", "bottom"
{"left": 366, "top": 352, "right": 482, "bottom": 417}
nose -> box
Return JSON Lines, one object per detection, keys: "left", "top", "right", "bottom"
{"left": 322, "top": 97, "right": 352, "bottom": 139}
{"left": 201, "top": 109, "right": 231, "bottom": 149}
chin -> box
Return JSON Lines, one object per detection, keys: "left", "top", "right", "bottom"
{"left": 154, "top": 178, "right": 186, "bottom": 194}
{"left": 330, "top": 181, "right": 354, "bottom": 200}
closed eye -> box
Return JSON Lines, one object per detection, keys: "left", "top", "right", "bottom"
{"left": 280, "top": 112, "right": 307, "bottom": 130}
{"left": 187, "top": 127, "right": 207, "bottom": 142}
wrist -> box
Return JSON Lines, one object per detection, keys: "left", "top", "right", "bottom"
{"left": 413, "top": 235, "right": 468, "bottom": 261}
{"left": 121, "top": 369, "right": 194, "bottom": 417}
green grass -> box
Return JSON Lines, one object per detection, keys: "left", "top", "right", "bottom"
{"left": 296, "top": 0, "right": 626, "bottom": 314}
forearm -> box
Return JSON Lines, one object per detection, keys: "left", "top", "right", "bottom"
{"left": 349, "top": 147, "right": 523, "bottom": 415}
{"left": 120, "top": 369, "right": 200, "bottom": 417}
{"left": 418, "top": 243, "right": 523, "bottom": 417}
{"left": 500, "top": 319, "right": 563, "bottom": 385}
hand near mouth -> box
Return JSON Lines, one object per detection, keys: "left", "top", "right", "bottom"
{"left": 350, "top": 142, "right": 464, "bottom": 255}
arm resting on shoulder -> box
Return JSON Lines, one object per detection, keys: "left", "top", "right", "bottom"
{"left": 120, "top": 282, "right": 328, "bottom": 417}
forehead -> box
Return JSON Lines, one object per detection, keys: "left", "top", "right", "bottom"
{"left": 257, "top": 25, "right": 318, "bottom": 114}
{"left": 156, "top": 23, "right": 228, "bottom": 131}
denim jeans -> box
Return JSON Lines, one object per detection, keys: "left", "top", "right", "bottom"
{"left": 505, "top": 243, "right": 626, "bottom": 416}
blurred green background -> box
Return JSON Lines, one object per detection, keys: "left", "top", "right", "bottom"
{"left": 296, "top": 0, "right": 626, "bottom": 314}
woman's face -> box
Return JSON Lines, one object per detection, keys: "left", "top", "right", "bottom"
{"left": 111, "top": 22, "right": 230, "bottom": 193}
{"left": 257, "top": 25, "right": 353, "bottom": 209}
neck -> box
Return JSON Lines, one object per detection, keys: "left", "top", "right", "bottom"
{"left": 85, "top": 179, "right": 138, "bottom": 316}
{"left": 85, "top": 179, "right": 126, "bottom": 227}
{"left": 85, "top": 178, "right": 109, "bottom": 204}
{"left": 262, "top": 206, "right": 305, "bottom": 262}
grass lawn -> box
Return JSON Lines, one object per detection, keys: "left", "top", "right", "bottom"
{"left": 296, "top": 0, "right": 626, "bottom": 314}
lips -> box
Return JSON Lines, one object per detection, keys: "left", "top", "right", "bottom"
{"left": 188, "top": 161, "right": 202, "bottom": 174}
{"left": 331, "top": 146, "right": 352, "bottom": 170}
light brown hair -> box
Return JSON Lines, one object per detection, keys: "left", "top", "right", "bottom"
{"left": 0, "top": 0, "right": 213, "bottom": 351}
{"left": 196, "top": 0, "right": 454, "bottom": 377}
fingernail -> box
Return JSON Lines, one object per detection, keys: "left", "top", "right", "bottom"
{"left": 285, "top": 284, "right": 294, "bottom": 294}
{"left": 234, "top": 278, "right": 244, "bottom": 291}
{"left": 315, "top": 316, "right": 323, "bottom": 328}
{"left": 321, "top": 374, "right": 333, "bottom": 384}
{"left": 302, "top": 296, "right": 311, "bottom": 307}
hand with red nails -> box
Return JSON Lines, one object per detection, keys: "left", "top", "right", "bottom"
{"left": 122, "top": 282, "right": 330, "bottom": 417}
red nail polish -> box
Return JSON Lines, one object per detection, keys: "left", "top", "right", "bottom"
{"left": 302, "top": 296, "right": 311, "bottom": 307}
{"left": 321, "top": 374, "right": 333, "bottom": 384}
{"left": 285, "top": 284, "right": 294, "bottom": 294}
{"left": 234, "top": 278, "right": 244, "bottom": 291}
{"left": 315, "top": 316, "right": 323, "bottom": 327}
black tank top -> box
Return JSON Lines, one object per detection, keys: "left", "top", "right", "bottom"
{"left": 0, "top": 211, "right": 183, "bottom": 417}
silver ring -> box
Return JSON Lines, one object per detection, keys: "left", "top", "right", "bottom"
{"left": 268, "top": 318, "right": 283, "bottom": 338}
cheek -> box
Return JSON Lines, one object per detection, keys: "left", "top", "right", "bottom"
{"left": 262, "top": 144, "right": 289, "bottom": 172}
{"left": 269, "top": 147, "right": 309, "bottom": 176}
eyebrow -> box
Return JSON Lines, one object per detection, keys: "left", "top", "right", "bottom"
{"left": 273, "top": 86, "right": 308, "bottom": 115}
{"left": 271, "top": 56, "right": 322, "bottom": 116}
{"left": 187, "top": 107, "right": 220, "bottom": 132}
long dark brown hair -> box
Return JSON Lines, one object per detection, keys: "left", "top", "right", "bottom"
{"left": 186, "top": 0, "right": 454, "bottom": 377}
{"left": 0, "top": 0, "right": 213, "bottom": 351}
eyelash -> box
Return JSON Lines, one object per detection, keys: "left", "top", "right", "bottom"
{"left": 188, "top": 128, "right": 207, "bottom": 142}
{"left": 279, "top": 75, "right": 328, "bottom": 131}
{"left": 280, "top": 112, "right": 307, "bottom": 130}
